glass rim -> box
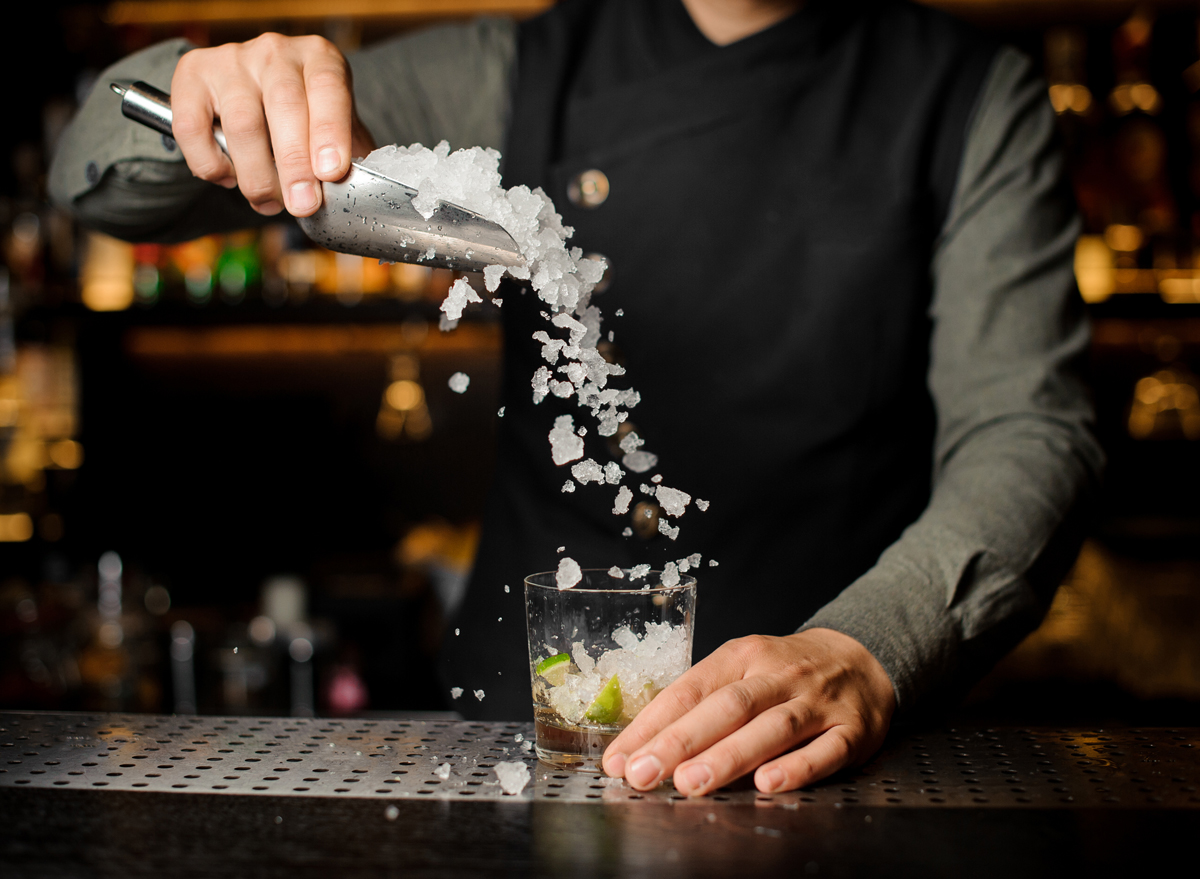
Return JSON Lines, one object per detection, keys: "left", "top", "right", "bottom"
{"left": 524, "top": 567, "right": 697, "bottom": 595}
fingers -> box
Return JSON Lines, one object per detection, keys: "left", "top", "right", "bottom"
{"left": 669, "top": 699, "right": 824, "bottom": 796}
{"left": 619, "top": 675, "right": 789, "bottom": 792}
{"left": 170, "top": 50, "right": 238, "bottom": 190}
{"left": 753, "top": 726, "right": 856, "bottom": 794}
{"left": 602, "top": 643, "right": 748, "bottom": 778}
{"left": 168, "top": 33, "right": 357, "bottom": 218}
{"left": 301, "top": 40, "right": 356, "bottom": 180}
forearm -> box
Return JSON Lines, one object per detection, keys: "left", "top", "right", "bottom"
{"left": 800, "top": 415, "right": 1099, "bottom": 710}
{"left": 800, "top": 45, "right": 1104, "bottom": 713}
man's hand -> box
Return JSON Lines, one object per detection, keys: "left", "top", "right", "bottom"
{"left": 170, "top": 34, "right": 376, "bottom": 217}
{"left": 602, "top": 628, "right": 895, "bottom": 796}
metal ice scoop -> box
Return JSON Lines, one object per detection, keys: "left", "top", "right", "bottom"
{"left": 111, "top": 81, "right": 525, "bottom": 273}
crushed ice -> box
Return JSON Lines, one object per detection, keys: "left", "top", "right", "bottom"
{"left": 494, "top": 761, "right": 531, "bottom": 795}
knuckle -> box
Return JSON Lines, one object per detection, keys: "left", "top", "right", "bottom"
{"left": 712, "top": 684, "right": 756, "bottom": 721}
{"left": 248, "top": 31, "right": 288, "bottom": 57}
{"left": 731, "top": 634, "right": 770, "bottom": 664}
{"left": 671, "top": 680, "right": 707, "bottom": 714}
{"left": 188, "top": 157, "right": 228, "bottom": 182}
{"left": 240, "top": 180, "right": 277, "bottom": 204}
{"left": 655, "top": 727, "right": 697, "bottom": 759}
{"left": 273, "top": 141, "right": 310, "bottom": 164}
{"left": 768, "top": 705, "right": 808, "bottom": 742}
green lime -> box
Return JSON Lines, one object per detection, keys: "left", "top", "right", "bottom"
{"left": 536, "top": 653, "right": 572, "bottom": 686}
{"left": 584, "top": 674, "right": 623, "bottom": 724}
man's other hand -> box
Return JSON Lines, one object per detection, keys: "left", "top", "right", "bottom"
{"left": 602, "top": 628, "right": 895, "bottom": 795}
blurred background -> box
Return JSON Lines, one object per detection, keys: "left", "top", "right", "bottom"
{"left": 1, "top": 0, "right": 1198, "bottom": 723}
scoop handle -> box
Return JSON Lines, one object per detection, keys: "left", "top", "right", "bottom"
{"left": 111, "top": 81, "right": 228, "bottom": 153}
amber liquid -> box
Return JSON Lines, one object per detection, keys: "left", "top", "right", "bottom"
{"left": 534, "top": 708, "right": 621, "bottom": 770}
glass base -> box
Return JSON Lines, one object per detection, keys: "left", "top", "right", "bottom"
{"left": 534, "top": 717, "right": 619, "bottom": 772}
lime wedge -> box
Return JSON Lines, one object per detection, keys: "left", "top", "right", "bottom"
{"left": 584, "top": 674, "right": 623, "bottom": 724}
{"left": 536, "top": 653, "right": 572, "bottom": 686}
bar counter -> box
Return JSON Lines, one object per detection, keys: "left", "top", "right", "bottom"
{"left": 2, "top": 711, "right": 1198, "bottom": 877}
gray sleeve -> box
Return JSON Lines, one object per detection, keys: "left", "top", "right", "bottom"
{"left": 48, "top": 20, "right": 516, "bottom": 243}
{"left": 350, "top": 17, "right": 516, "bottom": 152}
{"left": 798, "top": 46, "right": 1104, "bottom": 714}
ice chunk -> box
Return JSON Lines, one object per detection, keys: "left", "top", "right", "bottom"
{"left": 623, "top": 450, "right": 658, "bottom": 473}
{"left": 612, "top": 625, "right": 640, "bottom": 650}
{"left": 571, "top": 641, "right": 595, "bottom": 674}
{"left": 549, "top": 415, "right": 585, "bottom": 465}
{"left": 556, "top": 557, "right": 582, "bottom": 590}
{"left": 655, "top": 485, "right": 692, "bottom": 518}
{"left": 474, "top": 689, "right": 486, "bottom": 701}
{"left": 619, "top": 432, "right": 644, "bottom": 454}
{"left": 709, "top": 559, "right": 719, "bottom": 567}
{"left": 612, "top": 485, "right": 633, "bottom": 515}
{"left": 630, "top": 564, "right": 651, "bottom": 579}
{"left": 695, "top": 499, "right": 710, "bottom": 512}
{"left": 562, "top": 480, "right": 576, "bottom": 493}
{"left": 450, "top": 687, "right": 463, "bottom": 700}
{"left": 661, "top": 562, "right": 680, "bottom": 588}
{"left": 484, "top": 263, "right": 507, "bottom": 292}
{"left": 448, "top": 372, "right": 470, "bottom": 394}
{"left": 658, "top": 519, "right": 680, "bottom": 540}
{"left": 498, "top": 406, "right": 505, "bottom": 417}
{"left": 571, "top": 458, "right": 605, "bottom": 485}
{"left": 621, "top": 527, "right": 633, "bottom": 537}
{"left": 603, "top": 461, "right": 624, "bottom": 484}
{"left": 521, "top": 739, "right": 532, "bottom": 752}
{"left": 687, "top": 552, "right": 702, "bottom": 568}
{"left": 514, "top": 733, "right": 524, "bottom": 743}
{"left": 651, "top": 474, "right": 663, "bottom": 484}
{"left": 435, "top": 763, "right": 452, "bottom": 779}
{"left": 441, "top": 276, "right": 482, "bottom": 321}
{"left": 494, "top": 761, "right": 530, "bottom": 796}
{"left": 608, "top": 566, "right": 625, "bottom": 579}
{"left": 385, "top": 805, "right": 400, "bottom": 821}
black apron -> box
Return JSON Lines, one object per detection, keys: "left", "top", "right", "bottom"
{"left": 441, "top": 0, "right": 996, "bottom": 719}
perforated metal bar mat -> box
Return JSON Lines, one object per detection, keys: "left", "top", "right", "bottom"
{"left": 2, "top": 713, "right": 1197, "bottom": 807}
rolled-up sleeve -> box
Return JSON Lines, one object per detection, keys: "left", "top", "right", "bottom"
{"left": 799, "top": 45, "right": 1105, "bottom": 713}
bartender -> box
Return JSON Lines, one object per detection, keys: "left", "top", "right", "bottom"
{"left": 50, "top": 0, "right": 1102, "bottom": 796}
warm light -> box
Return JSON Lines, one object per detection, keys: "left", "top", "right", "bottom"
{"left": 0, "top": 513, "right": 34, "bottom": 542}
{"left": 47, "top": 439, "right": 83, "bottom": 469}
{"left": 1158, "top": 278, "right": 1200, "bottom": 304}
{"left": 1048, "top": 83, "right": 1092, "bottom": 115}
{"left": 1129, "top": 370, "right": 1200, "bottom": 440}
{"left": 1109, "top": 82, "right": 1162, "bottom": 116}
{"left": 1130, "top": 83, "right": 1161, "bottom": 114}
{"left": 1074, "top": 236, "right": 1115, "bottom": 303}
{"left": 391, "top": 262, "right": 431, "bottom": 300}
{"left": 386, "top": 379, "right": 425, "bottom": 411}
{"left": 1104, "top": 225, "right": 1143, "bottom": 252}
{"left": 81, "top": 232, "right": 134, "bottom": 312}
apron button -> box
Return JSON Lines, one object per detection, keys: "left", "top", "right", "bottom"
{"left": 567, "top": 169, "right": 609, "bottom": 208}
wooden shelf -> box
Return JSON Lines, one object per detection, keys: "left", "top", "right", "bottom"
{"left": 105, "top": 0, "right": 553, "bottom": 26}
{"left": 104, "top": 0, "right": 1200, "bottom": 28}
